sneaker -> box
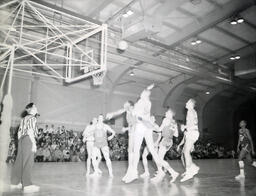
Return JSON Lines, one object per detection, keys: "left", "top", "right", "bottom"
{"left": 190, "top": 165, "right": 200, "bottom": 176}
{"left": 124, "top": 172, "right": 138, "bottom": 184}
{"left": 122, "top": 172, "right": 129, "bottom": 182}
{"left": 90, "top": 171, "right": 101, "bottom": 177}
{"left": 180, "top": 172, "right": 194, "bottom": 182}
{"left": 23, "top": 185, "right": 40, "bottom": 193}
{"left": 140, "top": 172, "right": 150, "bottom": 178}
{"left": 150, "top": 170, "right": 165, "bottom": 183}
{"left": 170, "top": 172, "right": 179, "bottom": 183}
{"left": 181, "top": 171, "right": 187, "bottom": 177}
{"left": 235, "top": 174, "right": 245, "bottom": 180}
{"left": 10, "top": 183, "right": 22, "bottom": 190}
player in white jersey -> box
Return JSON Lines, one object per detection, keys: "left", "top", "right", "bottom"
{"left": 124, "top": 84, "right": 181, "bottom": 183}
{"left": 82, "top": 117, "right": 98, "bottom": 176}
{"left": 151, "top": 109, "right": 179, "bottom": 183}
{"left": 140, "top": 116, "right": 160, "bottom": 178}
{"left": 177, "top": 98, "right": 200, "bottom": 182}
{"left": 106, "top": 101, "right": 136, "bottom": 181}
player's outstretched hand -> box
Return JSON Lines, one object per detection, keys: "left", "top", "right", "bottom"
{"left": 147, "top": 83, "right": 154, "bottom": 90}
{"left": 180, "top": 124, "right": 186, "bottom": 132}
{"left": 106, "top": 113, "right": 113, "bottom": 120}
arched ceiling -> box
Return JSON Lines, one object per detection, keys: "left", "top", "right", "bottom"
{"left": 1, "top": 0, "right": 256, "bottom": 106}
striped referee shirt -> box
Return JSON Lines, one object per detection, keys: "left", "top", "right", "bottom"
{"left": 18, "top": 115, "right": 38, "bottom": 139}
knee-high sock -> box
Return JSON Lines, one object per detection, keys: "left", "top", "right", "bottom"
{"left": 238, "top": 161, "right": 245, "bottom": 176}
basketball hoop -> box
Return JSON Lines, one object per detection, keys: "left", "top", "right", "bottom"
{"left": 92, "top": 71, "right": 105, "bottom": 85}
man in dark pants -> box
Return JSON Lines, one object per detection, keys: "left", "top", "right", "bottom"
{"left": 10, "top": 103, "right": 40, "bottom": 193}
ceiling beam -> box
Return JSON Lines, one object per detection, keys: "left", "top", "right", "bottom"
{"left": 198, "top": 36, "right": 233, "bottom": 52}
{"left": 88, "top": 0, "right": 116, "bottom": 17}
{"left": 214, "top": 26, "right": 251, "bottom": 45}
{"left": 165, "top": 0, "right": 254, "bottom": 48}
{"left": 163, "top": 21, "right": 181, "bottom": 32}
{"left": 180, "top": 45, "right": 216, "bottom": 62}
{"left": 107, "top": 44, "right": 229, "bottom": 84}
{"left": 30, "top": 0, "right": 102, "bottom": 25}
{"left": 244, "top": 20, "right": 256, "bottom": 31}
{"left": 205, "top": 0, "right": 223, "bottom": 9}
{"left": 105, "top": 0, "right": 137, "bottom": 23}
{"left": 216, "top": 41, "right": 256, "bottom": 65}
{"left": 177, "top": 7, "right": 199, "bottom": 19}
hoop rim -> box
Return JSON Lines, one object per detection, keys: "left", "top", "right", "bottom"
{"left": 92, "top": 70, "right": 105, "bottom": 85}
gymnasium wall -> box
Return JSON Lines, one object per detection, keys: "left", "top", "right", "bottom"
{"left": 202, "top": 96, "right": 235, "bottom": 149}
{"left": 1, "top": 72, "right": 168, "bottom": 132}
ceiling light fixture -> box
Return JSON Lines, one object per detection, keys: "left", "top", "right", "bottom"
{"left": 123, "top": 10, "right": 134, "bottom": 18}
{"left": 123, "top": 13, "right": 129, "bottom": 18}
{"left": 129, "top": 70, "right": 135, "bottom": 76}
{"left": 191, "top": 39, "right": 202, "bottom": 46}
{"left": 191, "top": 41, "right": 197, "bottom": 45}
{"left": 205, "top": 91, "right": 210, "bottom": 95}
{"left": 237, "top": 17, "right": 244, "bottom": 24}
{"left": 230, "top": 55, "right": 240, "bottom": 60}
{"left": 230, "top": 16, "right": 244, "bottom": 25}
{"left": 196, "top": 39, "right": 202, "bottom": 44}
{"left": 230, "top": 20, "right": 237, "bottom": 25}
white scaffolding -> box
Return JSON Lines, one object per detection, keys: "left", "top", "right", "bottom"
{"left": 0, "top": 0, "right": 108, "bottom": 84}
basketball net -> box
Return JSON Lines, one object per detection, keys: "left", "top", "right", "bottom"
{"left": 92, "top": 71, "right": 105, "bottom": 85}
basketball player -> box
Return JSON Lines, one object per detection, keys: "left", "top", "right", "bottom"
{"left": 92, "top": 114, "right": 116, "bottom": 177}
{"left": 151, "top": 109, "right": 179, "bottom": 183}
{"left": 82, "top": 117, "right": 98, "bottom": 176}
{"left": 178, "top": 98, "right": 200, "bottom": 182}
{"left": 106, "top": 101, "right": 135, "bottom": 181}
{"left": 124, "top": 84, "right": 180, "bottom": 183}
{"left": 235, "top": 120, "right": 256, "bottom": 179}
{"left": 10, "top": 103, "right": 40, "bottom": 193}
{"left": 140, "top": 115, "right": 160, "bottom": 178}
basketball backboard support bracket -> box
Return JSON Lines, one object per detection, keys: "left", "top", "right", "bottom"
{"left": 0, "top": 0, "right": 108, "bottom": 85}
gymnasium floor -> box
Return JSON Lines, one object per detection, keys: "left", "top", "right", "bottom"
{"left": 2, "top": 159, "right": 256, "bottom": 196}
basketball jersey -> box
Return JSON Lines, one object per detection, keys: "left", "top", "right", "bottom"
{"left": 133, "top": 98, "right": 151, "bottom": 121}
{"left": 83, "top": 125, "right": 94, "bottom": 141}
{"left": 186, "top": 109, "right": 198, "bottom": 132}
{"left": 94, "top": 124, "right": 108, "bottom": 148}
{"left": 18, "top": 115, "right": 37, "bottom": 139}
{"left": 161, "top": 118, "right": 178, "bottom": 139}
{"left": 126, "top": 111, "right": 135, "bottom": 127}
{"left": 239, "top": 129, "right": 251, "bottom": 151}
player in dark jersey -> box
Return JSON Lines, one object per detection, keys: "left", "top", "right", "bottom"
{"left": 235, "top": 120, "right": 256, "bottom": 180}
{"left": 92, "top": 114, "right": 115, "bottom": 177}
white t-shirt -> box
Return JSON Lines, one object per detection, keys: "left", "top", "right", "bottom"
{"left": 82, "top": 124, "right": 95, "bottom": 142}
{"left": 133, "top": 98, "right": 151, "bottom": 121}
{"left": 186, "top": 109, "right": 198, "bottom": 132}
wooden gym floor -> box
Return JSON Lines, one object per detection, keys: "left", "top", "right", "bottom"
{"left": 1, "top": 159, "right": 256, "bottom": 196}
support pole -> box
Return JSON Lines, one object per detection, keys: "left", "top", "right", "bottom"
{"left": 0, "top": 45, "right": 14, "bottom": 194}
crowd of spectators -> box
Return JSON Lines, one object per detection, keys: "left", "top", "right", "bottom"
{"left": 6, "top": 125, "right": 236, "bottom": 163}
